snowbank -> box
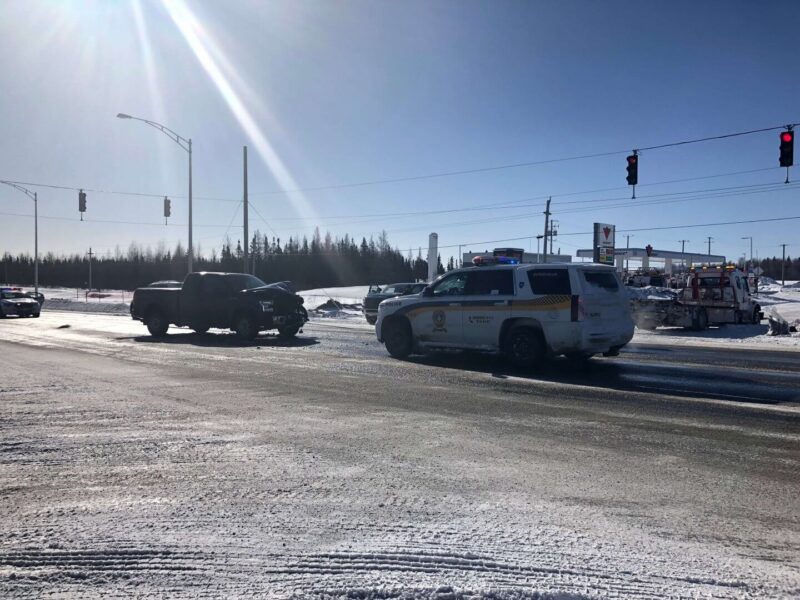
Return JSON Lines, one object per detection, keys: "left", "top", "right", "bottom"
{"left": 43, "top": 297, "right": 130, "bottom": 315}
{"left": 299, "top": 285, "right": 371, "bottom": 310}
{"left": 626, "top": 286, "right": 676, "bottom": 301}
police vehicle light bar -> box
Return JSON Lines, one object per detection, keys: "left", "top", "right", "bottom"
{"left": 472, "top": 255, "right": 519, "bottom": 266}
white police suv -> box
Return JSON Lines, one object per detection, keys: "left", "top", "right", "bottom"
{"left": 375, "top": 260, "right": 634, "bottom": 367}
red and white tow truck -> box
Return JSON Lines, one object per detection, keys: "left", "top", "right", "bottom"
{"left": 630, "top": 266, "right": 763, "bottom": 331}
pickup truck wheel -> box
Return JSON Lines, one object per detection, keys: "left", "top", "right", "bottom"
{"left": 233, "top": 313, "right": 259, "bottom": 341}
{"left": 691, "top": 308, "right": 708, "bottom": 331}
{"left": 278, "top": 326, "right": 299, "bottom": 339}
{"left": 145, "top": 310, "right": 169, "bottom": 337}
{"left": 752, "top": 307, "right": 761, "bottom": 324}
{"left": 383, "top": 318, "right": 412, "bottom": 359}
{"left": 506, "top": 327, "right": 545, "bottom": 368}
{"left": 365, "top": 315, "right": 377, "bottom": 325}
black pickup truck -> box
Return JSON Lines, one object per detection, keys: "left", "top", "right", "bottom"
{"left": 131, "top": 272, "right": 308, "bottom": 340}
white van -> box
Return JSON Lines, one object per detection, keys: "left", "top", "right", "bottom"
{"left": 375, "top": 262, "right": 634, "bottom": 366}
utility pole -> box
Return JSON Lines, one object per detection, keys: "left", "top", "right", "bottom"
{"left": 625, "top": 234, "right": 633, "bottom": 272}
{"left": 549, "top": 220, "right": 558, "bottom": 261}
{"left": 87, "top": 247, "right": 94, "bottom": 293}
{"left": 706, "top": 236, "right": 713, "bottom": 258}
{"left": 780, "top": 243, "right": 788, "bottom": 287}
{"left": 243, "top": 145, "right": 249, "bottom": 274}
{"left": 679, "top": 239, "right": 690, "bottom": 273}
{"left": 536, "top": 235, "right": 544, "bottom": 263}
{"left": 741, "top": 236, "right": 753, "bottom": 273}
{"left": 542, "top": 197, "right": 551, "bottom": 264}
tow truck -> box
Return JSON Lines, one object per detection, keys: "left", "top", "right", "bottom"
{"left": 630, "top": 265, "right": 763, "bottom": 331}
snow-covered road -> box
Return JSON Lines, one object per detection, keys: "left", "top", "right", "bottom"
{"left": 0, "top": 312, "right": 798, "bottom": 598}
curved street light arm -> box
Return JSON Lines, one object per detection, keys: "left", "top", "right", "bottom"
{"left": 117, "top": 112, "right": 193, "bottom": 273}
{"left": 0, "top": 180, "right": 37, "bottom": 202}
{"left": 121, "top": 115, "right": 190, "bottom": 152}
{"left": 0, "top": 180, "right": 39, "bottom": 295}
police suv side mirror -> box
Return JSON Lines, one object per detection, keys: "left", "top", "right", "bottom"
{"left": 422, "top": 286, "right": 433, "bottom": 297}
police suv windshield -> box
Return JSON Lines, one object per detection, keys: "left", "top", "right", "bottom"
{"left": 1, "top": 291, "right": 27, "bottom": 299}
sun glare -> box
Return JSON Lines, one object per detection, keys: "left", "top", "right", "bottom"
{"left": 160, "top": 0, "right": 318, "bottom": 223}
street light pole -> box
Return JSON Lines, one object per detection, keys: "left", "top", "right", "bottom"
{"left": 117, "top": 113, "right": 193, "bottom": 273}
{"left": 1, "top": 181, "right": 38, "bottom": 295}
{"left": 188, "top": 138, "right": 193, "bottom": 273}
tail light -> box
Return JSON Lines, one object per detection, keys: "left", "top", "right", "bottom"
{"left": 571, "top": 295, "right": 585, "bottom": 322}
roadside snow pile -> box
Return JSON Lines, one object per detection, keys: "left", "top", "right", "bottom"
{"left": 626, "top": 286, "right": 676, "bottom": 301}
{"left": 765, "top": 304, "right": 800, "bottom": 336}
{"left": 44, "top": 297, "right": 129, "bottom": 315}
{"left": 300, "top": 286, "right": 370, "bottom": 310}
{"left": 310, "top": 298, "right": 363, "bottom": 320}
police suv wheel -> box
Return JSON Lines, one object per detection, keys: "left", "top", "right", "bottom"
{"left": 366, "top": 316, "right": 377, "bottom": 325}
{"left": 383, "top": 319, "right": 412, "bottom": 359}
{"left": 234, "top": 313, "right": 258, "bottom": 341}
{"left": 506, "top": 328, "right": 544, "bottom": 368}
{"left": 146, "top": 311, "right": 169, "bottom": 337}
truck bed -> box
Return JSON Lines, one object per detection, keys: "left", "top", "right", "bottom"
{"left": 130, "top": 287, "right": 181, "bottom": 324}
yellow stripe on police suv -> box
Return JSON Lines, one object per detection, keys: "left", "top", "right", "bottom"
{"left": 408, "top": 295, "right": 571, "bottom": 317}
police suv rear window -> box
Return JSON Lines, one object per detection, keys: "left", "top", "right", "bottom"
{"left": 465, "top": 270, "right": 513, "bottom": 295}
{"left": 527, "top": 269, "right": 571, "bottom": 294}
{"left": 582, "top": 270, "right": 619, "bottom": 291}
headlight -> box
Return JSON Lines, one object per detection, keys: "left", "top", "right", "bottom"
{"left": 260, "top": 300, "right": 273, "bottom": 312}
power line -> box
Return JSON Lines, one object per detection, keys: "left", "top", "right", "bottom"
{"left": 0, "top": 179, "right": 238, "bottom": 203}
{"left": 0, "top": 210, "right": 243, "bottom": 229}
{"left": 440, "top": 215, "right": 800, "bottom": 250}
{"left": 246, "top": 122, "right": 798, "bottom": 196}
{"left": 0, "top": 162, "right": 784, "bottom": 220}
{"left": 242, "top": 179, "right": 800, "bottom": 238}
{"left": 637, "top": 125, "right": 796, "bottom": 152}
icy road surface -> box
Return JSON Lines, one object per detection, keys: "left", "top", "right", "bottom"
{"left": 1, "top": 312, "right": 799, "bottom": 598}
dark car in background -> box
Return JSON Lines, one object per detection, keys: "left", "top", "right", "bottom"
{"left": 131, "top": 272, "right": 308, "bottom": 340}
{"left": 362, "top": 282, "right": 427, "bottom": 325}
{"left": 0, "top": 288, "right": 42, "bottom": 318}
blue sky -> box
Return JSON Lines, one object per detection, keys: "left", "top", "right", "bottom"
{"left": 1, "top": 0, "right": 798, "bottom": 265}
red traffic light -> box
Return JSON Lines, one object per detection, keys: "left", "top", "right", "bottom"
{"left": 782, "top": 132, "right": 794, "bottom": 143}
{"left": 627, "top": 156, "right": 637, "bottom": 164}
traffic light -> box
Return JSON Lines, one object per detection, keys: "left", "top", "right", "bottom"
{"left": 78, "top": 190, "right": 87, "bottom": 214}
{"left": 780, "top": 129, "right": 794, "bottom": 167}
{"left": 626, "top": 154, "right": 638, "bottom": 186}
{"left": 163, "top": 196, "right": 171, "bottom": 218}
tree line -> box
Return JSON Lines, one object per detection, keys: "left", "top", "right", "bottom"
{"left": 0, "top": 229, "right": 445, "bottom": 291}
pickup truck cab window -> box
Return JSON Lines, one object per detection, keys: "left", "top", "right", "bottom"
{"left": 226, "top": 274, "right": 266, "bottom": 291}
{"left": 202, "top": 275, "right": 229, "bottom": 296}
